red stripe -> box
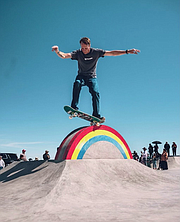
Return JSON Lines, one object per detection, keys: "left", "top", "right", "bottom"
{"left": 55, "top": 127, "right": 87, "bottom": 160}
{"left": 63, "top": 127, "right": 88, "bottom": 160}
{"left": 66, "top": 125, "right": 132, "bottom": 159}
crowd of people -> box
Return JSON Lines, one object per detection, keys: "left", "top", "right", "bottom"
{"left": 0, "top": 149, "right": 51, "bottom": 170}
{"left": 0, "top": 142, "right": 178, "bottom": 171}
{"left": 19, "top": 149, "right": 51, "bottom": 162}
{"left": 132, "top": 142, "right": 178, "bottom": 170}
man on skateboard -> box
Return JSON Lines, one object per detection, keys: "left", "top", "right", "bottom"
{"left": 52, "top": 37, "right": 140, "bottom": 120}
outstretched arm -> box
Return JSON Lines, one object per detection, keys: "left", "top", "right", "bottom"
{"left": 104, "top": 48, "right": 140, "bottom": 56}
{"left": 52, "top": 45, "right": 72, "bottom": 59}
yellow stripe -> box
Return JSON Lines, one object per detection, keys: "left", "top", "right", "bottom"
{"left": 71, "top": 130, "right": 130, "bottom": 159}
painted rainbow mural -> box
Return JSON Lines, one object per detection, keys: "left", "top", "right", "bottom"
{"left": 55, "top": 125, "right": 132, "bottom": 160}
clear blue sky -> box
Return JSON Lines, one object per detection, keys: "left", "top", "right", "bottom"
{"left": 0, "top": 0, "right": 179, "bottom": 160}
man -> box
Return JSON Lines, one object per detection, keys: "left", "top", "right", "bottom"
{"left": 142, "top": 147, "right": 148, "bottom": 166}
{"left": 172, "top": 142, "right": 177, "bottom": 156}
{"left": 52, "top": 37, "right": 140, "bottom": 119}
{"left": 132, "top": 151, "right": 139, "bottom": 161}
{"left": 43, "top": 150, "right": 50, "bottom": 160}
{"left": 148, "top": 143, "right": 153, "bottom": 159}
{"left": 164, "top": 142, "right": 170, "bottom": 156}
{"left": 161, "top": 149, "right": 168, "bottom": 170}
{"left": 19, "top": 149, "right": 28, "bottom": 161}
{"left": 0, "top": 155, "right": 5, "bottom": 170}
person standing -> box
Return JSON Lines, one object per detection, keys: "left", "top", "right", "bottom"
{"left": 142, "top": 147, "right": 148, "bottom": 165}
{"left": 147, "top": 154, "right": 151, "bottom": 168}
{"left": 160, "top": 149, "right": 168, "bottom": 170}
{"left": 139, "top": 151, "right": 143, "bottom": 163}
{"left": 164, "top": 142, "right": 170, "bottom": 156}
{"left": 157, "top": 152, "right": 162, "bottom": 170}
{"left": 43, "top": 150, "right": 50, "bottom": 160}
{"left": 0, "top": 155, "right": 5, "bottom": 170}
{"left": 154, "top": 144, "right": 159, "bottom": 153}
{"left": 132, "top": 151, "right": 139, "bottom": 161}
{"left": 19, "top": 149, "right": 28, "bottom": 161}
{"left": 152, "top": 153, "right": 157, "bottom": 170}
{"left": 52, "top": 37, "right": 140, "bottom": 119}
{"left": 172, "top": 142, "right": 177, "bottom": 156}
{"left": 148, "top": 143, "right": 153, "bottom": 159}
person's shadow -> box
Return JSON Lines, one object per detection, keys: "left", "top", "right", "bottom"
{"left": 0, "top": 160, "right": 50, "bottom": 183}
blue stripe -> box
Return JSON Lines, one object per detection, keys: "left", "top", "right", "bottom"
{"left": 77, "top": 135, "right": 127, "bottom": 159}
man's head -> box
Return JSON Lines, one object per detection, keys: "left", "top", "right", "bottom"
{"left": 80, "top": 37, "right": 91, "bottom": 45}
{"left": 80, "top": 37, "right": 91, "bottom": 54}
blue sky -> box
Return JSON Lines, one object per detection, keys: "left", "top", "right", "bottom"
{"left": 0, "top": 0, "right": 179, "bottom": 160}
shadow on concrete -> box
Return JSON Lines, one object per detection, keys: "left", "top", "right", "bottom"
{"left": 0, "top": 160, "right": 65, "bottom": 183}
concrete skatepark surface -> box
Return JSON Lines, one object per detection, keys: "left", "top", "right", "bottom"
{"left": 0, "top": 157, "right": 180, "bottom": 222}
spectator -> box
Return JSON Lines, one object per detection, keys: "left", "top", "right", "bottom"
{"left": 147, "top": 154, "right": 151, "bottom": 168}
{"left": 152, "top": 153, "right": 157, "bottom": 170}
{"left": 43, "top": 150, "right": 50, "bottom": 160}
{"left": 139, "top": 151, "right": 143, "bottom": 163}
{"left": 157, "top": 152, "right": 162, "bottom": 170}
{"left": 160, "top": 149, "right": 168, "bottom": 170}
{"left": 35, "top": 157, "right": 39, "bottom": 161}
{"left": 148, "top": 143, "right": 153, "bottom": 159}
{"left": 132, "top": 151, "right": 139, "bottom": 161}
{"left": 154, "top": 144, "right": 159, "bottom": 153}
{"left": 142, "top": 147, "right": 148, "bottom": 166}
{"left": 172, "top": 142, "right": 177, "bottom": 156}
{"left": 0, "top": 155, "right": 5, "bottom": 170}
{"left": 19, "top": 149, "right": 28, "bottom": 161}
{"left": 164, "top": 142, "right": 170, "bottom": 156}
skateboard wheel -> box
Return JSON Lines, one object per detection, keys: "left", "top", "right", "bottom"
{"left": 69, "top": 115, "right": 73, "bottom": 119}
{"left": 74, "top": 112, "right": 78, "bottom": 117}
{"left": 96, "top": 122, "right": 100, "bottom": 126}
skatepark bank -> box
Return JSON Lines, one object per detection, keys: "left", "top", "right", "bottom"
{"left": 0, "top": 157, "right": 180, "bottom": 222}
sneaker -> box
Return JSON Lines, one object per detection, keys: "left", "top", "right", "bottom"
{"left": 71, "top": 106, "right": 79, "bottom": 110}
{"left": 92, "top": 114, "right": 105, "bottom": 122}
{"left": 99, "top": 116, "right": 105, "bottom": 123}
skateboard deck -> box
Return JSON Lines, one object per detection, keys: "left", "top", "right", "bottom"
{"left": 64, "top": 105, "right": 105, "bottom": 126}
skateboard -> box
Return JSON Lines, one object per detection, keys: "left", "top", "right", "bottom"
{"left": 64, "top": 105, "right": 105, "bottom": 126}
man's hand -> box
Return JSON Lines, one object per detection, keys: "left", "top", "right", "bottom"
{"left": 52, "top": 45, "right": 59, "bottom": 52}
{"left": 104, "top": 48, "right": 140, "bottom": 56}
{"left": 51, "top": 45, "right": 71, "bottom": 59}
{"left": 127, "top": 49, "right": 140, "bottom": 54}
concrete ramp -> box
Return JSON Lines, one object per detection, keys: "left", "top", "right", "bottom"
{"left": 55, "top": 125, "right": 132, "bottom": 160}
{"left": 168, "top": 156, "right": 180, "bottom": 168}
{"left": 0, "top": 158, "right": 180, "bottom": 222}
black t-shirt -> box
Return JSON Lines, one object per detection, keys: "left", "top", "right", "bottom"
{"left": 43, "top": 153, "right": 50, "bottom": 160}
{"left": 71, "top": 48, "right": 106, "bottom": 78}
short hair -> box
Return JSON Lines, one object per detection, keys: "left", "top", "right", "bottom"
{"left": 79, "top": 37, "right": 91, "bottom": 45}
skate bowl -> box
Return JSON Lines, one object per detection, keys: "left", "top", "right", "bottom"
{"left": 55, "top": 125, "right": 132, "bottom": 160}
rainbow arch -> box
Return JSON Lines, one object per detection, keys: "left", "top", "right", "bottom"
{"left": 55, "top": 125, "right": 132, "bottom": 160}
